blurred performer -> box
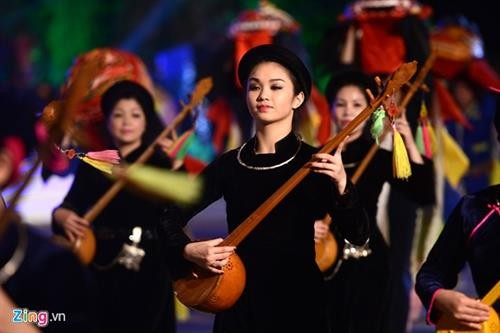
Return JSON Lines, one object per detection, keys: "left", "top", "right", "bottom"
{"left": 415, "top": 107, "right": 500, "bottom": 331}
{"left": 317, "top": 1, "right": 434, "bottom": 332}
{"left": 52, "top": 81, "right": 176, "bottom": 333}
{"left": 316, "top": 68, "right": 435, "bottom": 333}
{"left": 430, "top": 16, "right": 500, "bottom": 216}
{"left": 0, "top": 35, "right": 44, "bottom": 188}
{"left": 1, "top": 194, "right": 96, "bottom": 333}
{"left": 39, "top": 48, "right": 156, "bottom": 180}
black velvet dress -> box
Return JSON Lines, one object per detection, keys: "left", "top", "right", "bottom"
{"left": 416, "top": 184, "right": 500, "bottom": 323}
{"left": 325, "top": 135, "right": 435, "bottom": 333}
{"left": 161, "top": 132, "right": 369, "bottom": 333}
{"left": 52, "top": 145, "right": 176, "bottom": 333}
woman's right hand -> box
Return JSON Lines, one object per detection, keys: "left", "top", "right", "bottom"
{"left": 314, "top": 220, "right": 329, "bottom": 243}
{"left": 53, "top": 208, "right": 90, "bottom": 243}
{"left": 434, "top": 289, "right": 491, "bottom": 330}
{"left": 156, "top": 136, "right": 175, "bottom": 152}
{"left": 183, "top": 238, "right": 236, "bottom": 274}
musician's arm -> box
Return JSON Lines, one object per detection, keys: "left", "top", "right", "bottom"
{"left": 159, "top": 154, "right": 227, "bottom": 278}
{"left": 329, "top": 179, "right": 370, "bottom": 246}
{"left": 415, "top": 197, "right": 467, "bottom": 324}
{"left": 51, "top": 162, "right": 94, "bottom": 236}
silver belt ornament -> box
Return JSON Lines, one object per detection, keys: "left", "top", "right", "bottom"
{"left": 342, "top": 238, "right": 371, "bottom": 260}
{"left": 93, "top": 226, "right": 146, "bottom": 271}
{"left": 324, "top": 238, "right": 371, "bottom": 281}
{"left": 116, "top": 227, "right": 146, "bottom": 271}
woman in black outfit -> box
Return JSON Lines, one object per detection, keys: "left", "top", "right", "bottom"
{"left": 161, "top": 44, "right": 369, "bottom": 333}
{"left": 52, "top": 80, "right": 176, "bottom": 333}
{"left": 315, "top": 69, "right": 436, "bottom": 333}
{"left": 415, "top": 108, "right": 500, "bottom": 331}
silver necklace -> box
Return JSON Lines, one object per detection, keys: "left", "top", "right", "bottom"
{"left": 237, "top": 136, "right": 302, "bottom": 171}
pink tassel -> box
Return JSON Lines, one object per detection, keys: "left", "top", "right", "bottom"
{"left": 421, "top": 120, "right": 432, "bottom": 159}
{"left": 54, "top": 145, "right": 120, "bottom": 164}
{"left": 86, "top": 150, "right": 120, "bottom": 164}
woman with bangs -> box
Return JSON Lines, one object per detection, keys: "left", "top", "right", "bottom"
{"left": 314, "top": 69, "right": 435, "bottom": 333}
{"left": 52, "top": 80, "right": 176, "bottom": 333}
{"left": 161, "top": 44, "right": 369, "bottom": 333}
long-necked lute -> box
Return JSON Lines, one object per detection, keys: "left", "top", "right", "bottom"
{"left": 55, "top": 77, "right": 213, "bottom": 265}
{"left": 173, "top": 61, "right": 418, "bottom": 313}
{"left": 315, "top": 52, "right": 437, "bottom": 272}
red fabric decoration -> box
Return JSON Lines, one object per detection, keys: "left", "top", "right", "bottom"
{"left": 431, "top": 58, "right": 467, "bottom": 79}
{"left": 229, "top": 3, "right": 300, "bottom": 88}
{"left": 357, "top": 19, "right": 406, "bottom": 74}
{"left": 234, "top": 30, "right": 273, "bottom": 88}
{"left": 1, "top": 136, "right": 25, "bottom": 185}
{"left": 434, "top": 79, "right": 471, "bottom": 128}
{"left": 206, "top": 98, "right": 234, "bottom": 154}
{"left": 61, "top": 48, "right": 155, "bottom": 150}
{"left": 466, "top": 59, "right": 500, "bottom": 92}
{"left": 183, "top": 155, "right": 208, "bottom": 175}
{"left": 309, "top": 86, "right": 331, "bottom": 144}
{"left": 34, "top": 120, "right": 70, "bottom": 174}
{"left": 336, "top": 2, "right": 431, "bottom": 75}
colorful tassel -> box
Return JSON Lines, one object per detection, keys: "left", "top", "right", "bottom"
{"left": 421, "top": 121, "right": 432, "bottom": 159}
{"left": 55, "top": 146, "right": 120, "bottom": 174}
{"left": 419, "top": 101, "right": 433, "bottom": 159}
{"left": 392, "top": 128, "right": 412, "bottom": 179}
{"left": 370, "top": 106, "right": 386, "bottom": 144}
{"left": 427, "top": 124, "right": 437, "bottom": 155}
{"left": 175, "top": 297, "right": 190, "bottom": 322}
{"left": 86, "top": 150, "right": 120, "bottom": 164}
{"left": 440, "top": 126, "right": 470, "bottom": 188}
{"left": 80, "top": 156, "right": 117, "bottom": 174}
{"left": 119, "top": 164, "right": 202, "bottom": 205}
{"left": 415, "top": 123, "right": 424, "bottom": 155}
{"left": 166, "top": 130, "right": 195, "bottom": 160}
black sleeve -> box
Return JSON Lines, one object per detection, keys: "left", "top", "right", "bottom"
{"left": 415, "top": 197, "right": 467, "bottom": 322}
{"left": 50, "top": 163, "right": 97, "bottom": 236}
{"left": 159, "top": 154, "right": 227, "bottom": 279}
{"left": 329, "top": 179, "right": 370, "bottom": 246}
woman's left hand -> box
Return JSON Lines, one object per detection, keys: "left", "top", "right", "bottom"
{"left": 314, "top": 220, "right": 329, "bottom": 243}
{"left": 393, "top": 113, "right": 424, "bottom": 164}
{"left": 393, "top": 113, "right": 413, "bottom": 141}
{"left": 309, "top": 137, "right": 348, "bottom": 194}
{"left": 156, "top": 137, "right": 175, "bottom": 152}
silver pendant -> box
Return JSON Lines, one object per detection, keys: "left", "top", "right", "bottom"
{"left": 117, "top": 227, "right": 145, "bottom": 271}
{"left": 342, "top": 238, "right": 371, "bottom": 260}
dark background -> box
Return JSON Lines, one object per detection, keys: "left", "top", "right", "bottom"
{"left": 1, "top": 0, "right": 498, "bottom": 88}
